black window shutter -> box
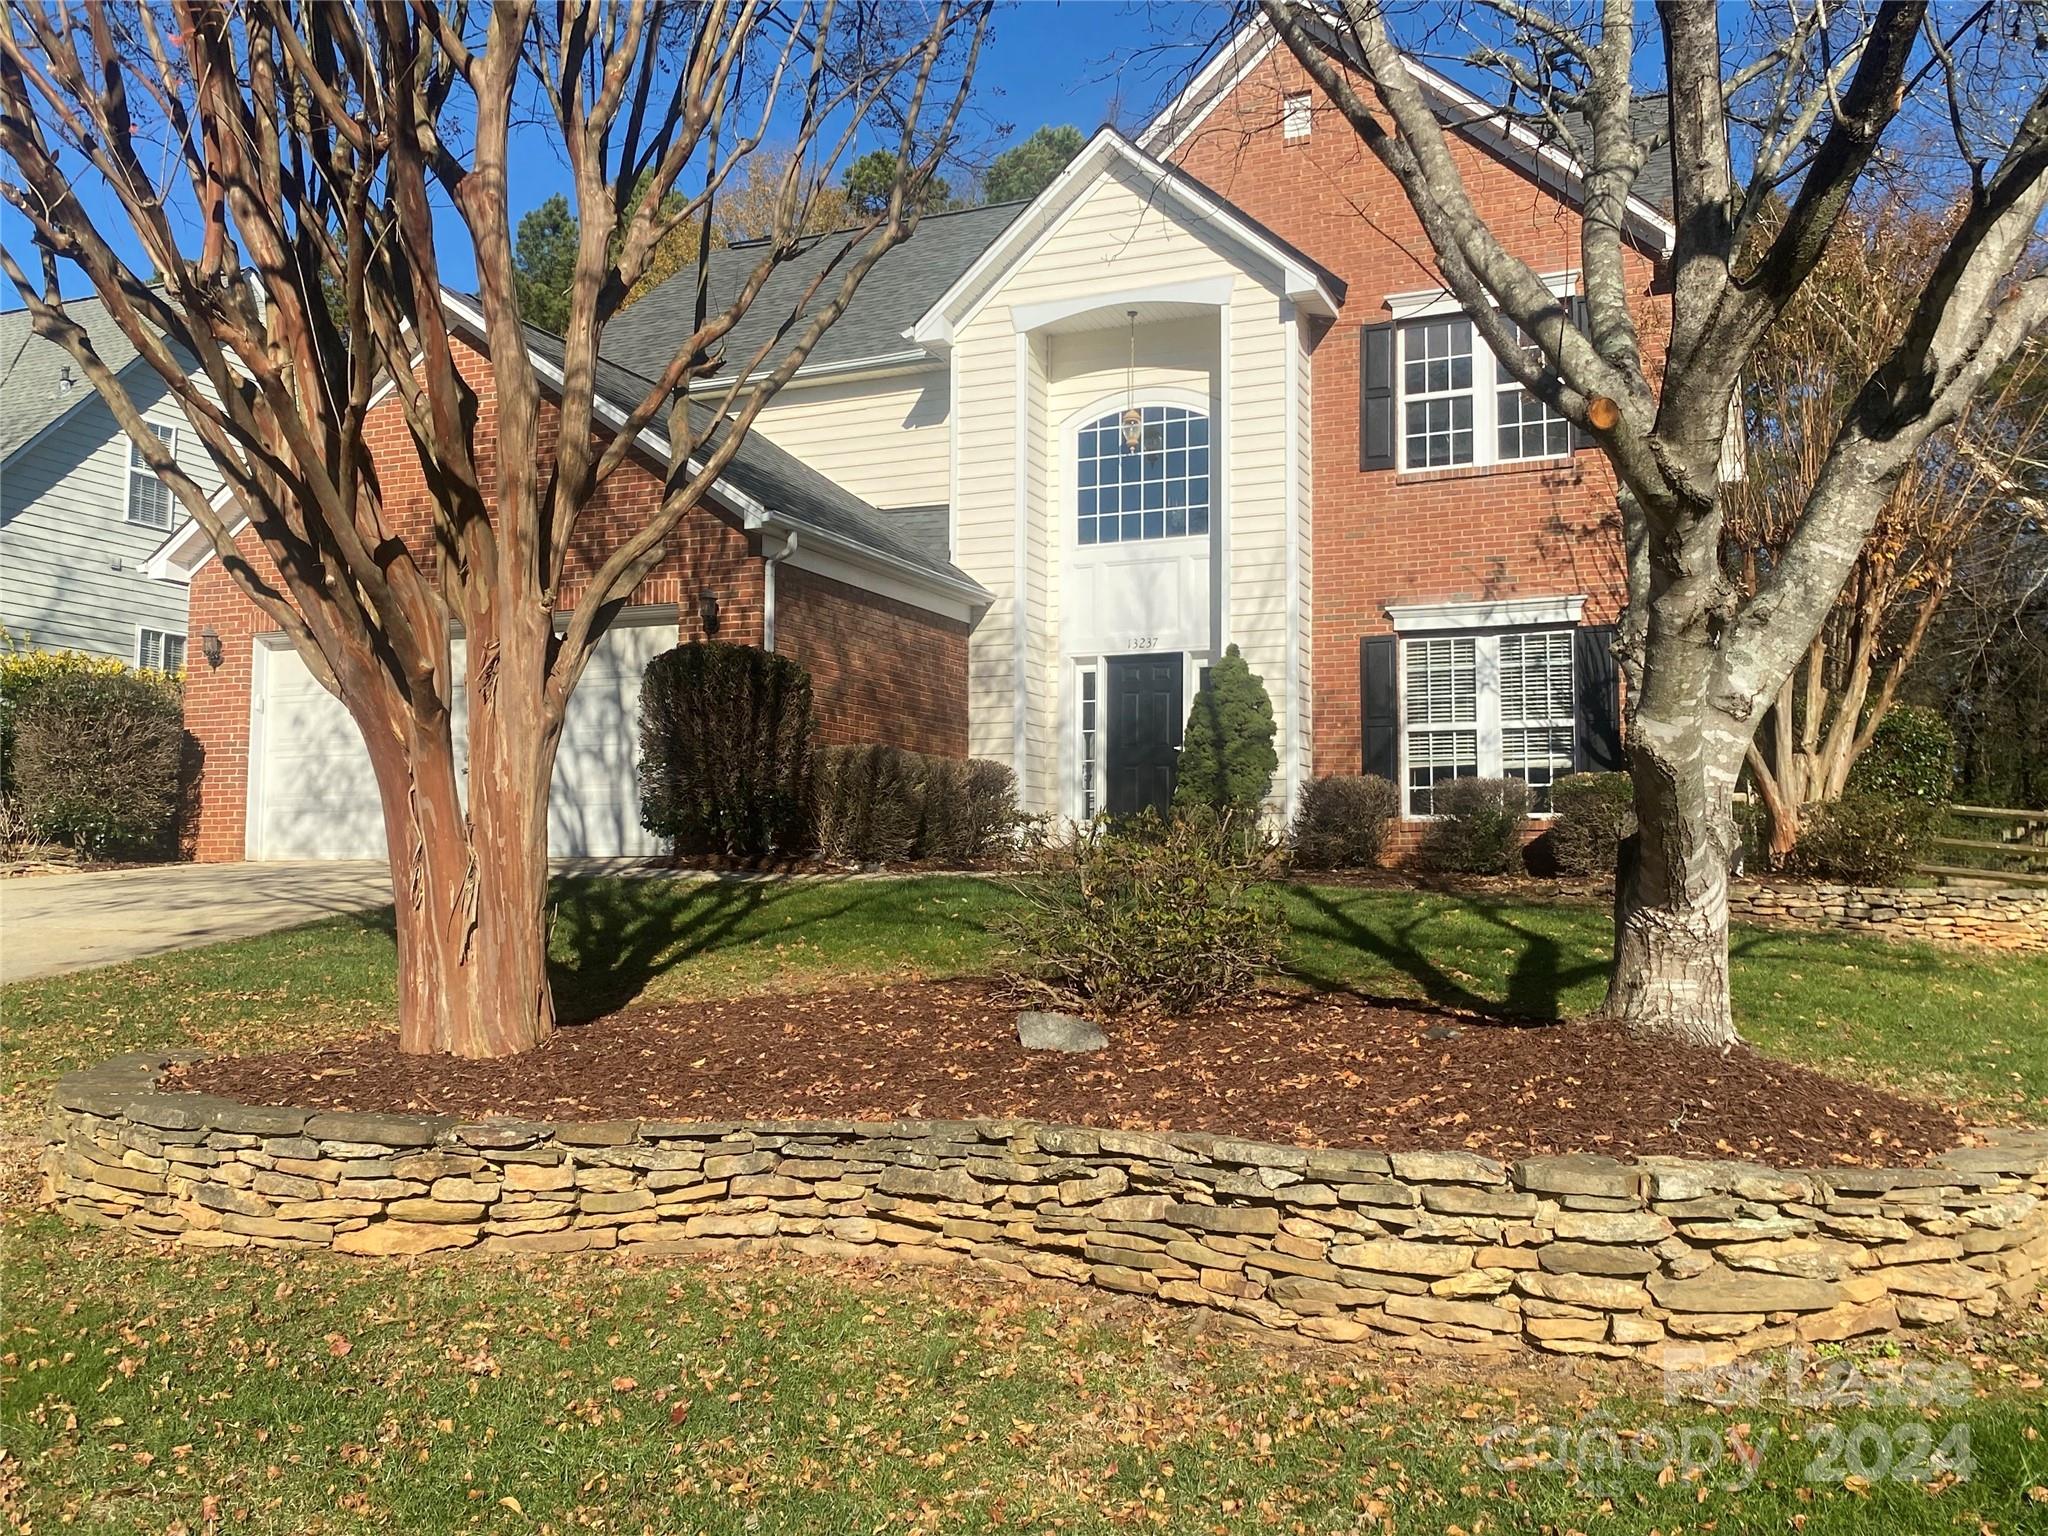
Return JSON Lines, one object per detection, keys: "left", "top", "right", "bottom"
{"left": 1360, "top": 634, "right": 1399, "bottom": 781}
{"left": 1574, "top": 623, "right": 1624, "bottom": 771}
{"left": 1567, "top": 296, "right": 1594, "bottom": 450}
{"left": 1359, "top": 322, "right": 1395, "bottom": 470}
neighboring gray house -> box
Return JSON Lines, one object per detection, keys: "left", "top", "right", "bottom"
{"left": 1, "top": 299, "right": 220, "bottom": 667}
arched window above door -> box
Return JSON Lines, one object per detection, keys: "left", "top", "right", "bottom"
{"left": 1076, "top": 404, "right": 1210, "bottom": 546}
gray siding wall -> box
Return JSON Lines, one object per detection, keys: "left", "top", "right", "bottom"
{"left": 0, "top": 367, "right": 218, "bottom": 661}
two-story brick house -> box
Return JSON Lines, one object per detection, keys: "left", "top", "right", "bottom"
{"left": 151, "top": 20, "right": 1673, "bottom": 862}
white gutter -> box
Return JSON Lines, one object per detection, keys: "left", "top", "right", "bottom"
{"left": 761, "top": 529, "right": 799, "bottom": 651}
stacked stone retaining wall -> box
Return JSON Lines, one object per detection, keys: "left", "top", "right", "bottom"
{"left": 1730, "top": 881, "right": 2048, "bottom": 951}
{"left": 45, "top": 1053, "right": 2048, "bottom": 1366}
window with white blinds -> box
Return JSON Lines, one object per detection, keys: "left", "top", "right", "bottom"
{"left": 1403, "top": 636, "right": 1478, "bottom": 815}
{"left": 1499, "top": 629, "right": 1575, "bottom": 811}
{"left": 1401, "top": 628, "right": 1576, "bottom": 815}
{"left": 126, "top": 422, "right": 176, "bottom": 529}
{"left": 137, "top": 627, "right": 186, "bottom": 673}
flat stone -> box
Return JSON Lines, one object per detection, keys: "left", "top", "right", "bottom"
{"left": 1422, "top": 1186, "right": 1538, "bottom": 1219}
{"left": 1535, "top": 1242, "right": 1659, "bottom": 1277}
{"left": 1717, "top": 1237, "right": 1862, "bottom": 1280}
{"left": 1057, "top": 1167, "right": 1127, "bottom": 1205}
{"left": 552, "top": 1119, "right": 641, "bottom": 1147}
{"left": 1877, "top": 1262, "right": 1997, "bottom": 1300}
{"left": 876, "top": 1166, "right": 989, "bottom": 1203}
{"left": 1336, "top": 1178, "right": 1420, "bottom": 1208}
{"left": 1330, "top": 1238, "right": 1471, "bottom": 1278}
{"left": 1386, "top": 1294, "right": 1516, "bottom": 1332}
{"left": 1305, "top": 1148, "right": 1394, "bottom": 1180}
{"left": 1550, "top": 1210, "right": 1673, "bottom": 1244}
{"left": 304, "top": 1111, "right": 444, "bottom": 1148}
{"left": 1389, "top": 1150, "right": 1506, "bottom": 1185}
{"left": 386, "top": 1198, "right": 487, "bottom": 1223}
{"left": 1207, "top": 1138, "right": 1311, "bottom": 1171}
{"left": 1648, "top": 1266, "right": 1842, "bottom": 1314}
{"left": 1016, "top": 1010, "right": 1107, "bottom": 1053}
{"left": 1514, "top": 1271, "right": 1650, "bottom": 1310}
{"left": 454, "top": 1121, "right": 549, "bottom": 1149}
{"left": 1165, "top": 1202, "right": 1280, "bottom": 1237}
{"left": 334, "top": 1221, "right": 480, "bottom": 1255}
{"left": 210, "top": 1103, "right": 312, "bottom": 1136}
{"left": 1512, "top": 1154, "right": 1640, "bottom": 1199}
{"left": 123, "top": 1094, "right": 208, "bottom": 1131}
{"left": 703, "top": 1151, "right": 776, "bottom": 1179}
{"left": 504, "top": 1162, "right": 576, "bottom": 1193}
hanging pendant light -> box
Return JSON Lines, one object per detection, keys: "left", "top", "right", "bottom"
{"left": 1120, "top": 308, "right": 1143, "bottom": 452}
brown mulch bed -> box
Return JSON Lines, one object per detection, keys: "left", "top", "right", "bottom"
{"left": 169, "top": 982, "right": 1965, "bottom": 1167}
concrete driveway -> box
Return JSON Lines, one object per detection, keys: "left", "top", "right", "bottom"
{"left": 1, "top": 860, "right": 393, "bottom": 985}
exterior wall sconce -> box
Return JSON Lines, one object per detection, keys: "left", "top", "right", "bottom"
{"left": 200, "top": 628, "right": 223, "bottom": 669}
{"left": 697, "top": 589, "right": 721, "bottom": 636}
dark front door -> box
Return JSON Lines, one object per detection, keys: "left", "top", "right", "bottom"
{"left": 1106, "top": 653, "right": 1184, "bottom": 818}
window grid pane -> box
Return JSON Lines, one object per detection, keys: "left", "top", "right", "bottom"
{"left": 1495, "top": 322, "right": 1572, "bottom": 462}
{"left": 1076, "top": 405, "right": 1210, "bottom": 546}
{"left": 1400, "top": 319, "right": 1475, "bottom": 469}
{"left": 1079, "top": 669, "right": 1099, "bottom": 820}
{"left": 128, "top": 422, "right": 175, "bottom": 529}
{"left": 1404, "top": 637, "right": 1479, "bottom": 814}
{"left": 1499, "top": 630, "right": 1575, "bottom": 811}
{"left": 162, "top": 633, "right": 187, "bottom": 673}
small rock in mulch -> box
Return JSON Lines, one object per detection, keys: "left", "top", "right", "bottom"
{"left": 1016, "top": 1009, "right": 1108, "bottom": 1054}
{"left": 169, "top": 981, "right": 1966, "bottom": 1167}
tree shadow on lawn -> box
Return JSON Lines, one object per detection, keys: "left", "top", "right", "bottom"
{"left": 1284, "top": 883, "right": 1609, "bottom": 1024}
{"left": 543, "top": 874, "right": 928, "bottom": 1023}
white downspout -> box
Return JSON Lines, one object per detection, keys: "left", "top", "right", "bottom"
{"left": 762, "top": 529, "right": 798, "bottom": 652}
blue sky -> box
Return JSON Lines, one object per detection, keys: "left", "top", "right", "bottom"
{"left": 1, "top": 1, "right": 1218, "bottom": 301}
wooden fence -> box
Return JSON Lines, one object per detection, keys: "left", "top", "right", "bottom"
{"left": 1916, "top": 805, "right": 2048, "bottom": 888}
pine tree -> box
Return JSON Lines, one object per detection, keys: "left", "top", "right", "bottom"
{"left": 1173, "top": 645, "right": 1278, "bottom": 816}
{"left": 985, "top": 125, "right": 1084, "bottom": 203}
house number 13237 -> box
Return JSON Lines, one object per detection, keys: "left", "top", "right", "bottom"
{"left": 1123, "top": 635, "right": 1159, "bottom": 651}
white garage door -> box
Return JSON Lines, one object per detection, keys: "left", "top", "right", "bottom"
{"left": 250, "top": 619, "right": 673, "bottom": 860}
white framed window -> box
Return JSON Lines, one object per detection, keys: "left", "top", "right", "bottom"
{"left": 1401, "top": 628, "right": 1575, "bottom": 815}
{"left": 1282, "top": 92, "right": 1313, "bottom": 141}
{"left": 126, "top": 421, "right": 176, "bottom": 529}
{"left": 1076, "top": 404, "right": 1210, "bottom": 546}
{"left": 1076, "top": 662, "right": 1101, "bottom": 820}
{"left": 1396, "top": 317, "right": 1573, "bottom": 472}
{"left": 137, "top": 627, "right": 186, "bottom": 673}
{"left": 1498, "top": 629, "right": 1575, "bottom": 811}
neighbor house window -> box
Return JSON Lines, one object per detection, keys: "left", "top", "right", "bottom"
{"left": 1076, "top": 404, "right": 1210, "bottom": 545}
{"left": 126, "top": 421, "right": 176, "bottom": 529}
{"left": 1395, "top": 316, "right": 1574, "bottom": 472}
{"left": 1077, "top": 665, "right": 1100, "bottom": 819}
{"left": 1402, "top": 628, "right": 1575, "bottom": 815}
{"left": 1282, "top": 92, "right": 1313, "bottom": 141}
{"left": 138, "top": 627, "right": 186, "bottom": 673}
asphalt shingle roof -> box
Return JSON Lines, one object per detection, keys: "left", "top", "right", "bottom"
{"left": 519, "top": 322, "right": 981, "bottom": 593}
{"left": 1560, "top": 93, "right": 1675, "bottom": 213}
{"left": 0, "top": 296, "right": 143, "bottom": 462}
{"left": 602, "top": 200, "right": 1026, "bottom": 385}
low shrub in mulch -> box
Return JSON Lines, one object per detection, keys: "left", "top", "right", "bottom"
{"left": 1289, "top": 773, "right": 1399, "bottom": 870}
{"left": 1417, "top": 777, "right": 1531, "bottom": 875}
{"left": 172, "top": 980, "right": 1963, "bottom": 1167}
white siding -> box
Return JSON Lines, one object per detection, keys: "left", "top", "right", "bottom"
{"left": 949, "top": 160, "right": 1307, "bottom": 817}
{"left": 0, "top": 367, "right": 219, "bottom": 661}
{"left": 747, "top": 370, "right": 950, "bottom": 510}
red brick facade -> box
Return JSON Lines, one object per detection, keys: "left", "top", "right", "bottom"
{"left": 776, "top": 567, "right": 971, "bottom": 759}
{"left": 1168, "top": 44, "right": 1666, "bottom": 779}
{"left": 181, "top": 339, "right": 969, "bottom": 860}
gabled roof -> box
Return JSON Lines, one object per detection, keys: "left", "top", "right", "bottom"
{"left": 907, "top": 127, "right": 1345, "bottom": 351}
{"left": 147, "top": 293, "right": 989, "bottom": 611}
{"left": 0, "top": 295, "right": 147, "bottom": 463}
{"left": 603, "top": 200, "right": 1028, "bottom": 387}
{"left": 1139, "top": 14, "right": 1677, "bottom": 255}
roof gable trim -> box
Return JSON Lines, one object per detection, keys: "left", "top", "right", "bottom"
{"left": 906, "top": 127, "right": 1343, "bottom": 352}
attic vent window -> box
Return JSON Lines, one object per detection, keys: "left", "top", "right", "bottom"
{"left": 1282, "top": 92, "right": 1312, "bottom": 141}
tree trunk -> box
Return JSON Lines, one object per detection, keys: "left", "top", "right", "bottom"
{"left": 359, "top": 620, "right": 562, "bottom": 1059}
{"left": 1606, "top": 610, "right": 1745, "bottom": 1049}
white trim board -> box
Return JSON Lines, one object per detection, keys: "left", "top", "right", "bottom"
{"left": 1386, "top": 594, "right": 1585, "bottom": 632}
{"left": 906, "top": 126, "right": 1342, "bottom": 355}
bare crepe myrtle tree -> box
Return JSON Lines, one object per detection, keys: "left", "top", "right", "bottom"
{"left": 0, "top": 0, "right": 989, "bottom": 1058}
{"left": 1255, "top": 0, "right": 2048, "bottom": 1046}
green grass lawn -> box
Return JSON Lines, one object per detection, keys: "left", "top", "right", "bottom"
{"left": 5, "top": 1208, "right": 2045, "bottom": 1536}
{"left": 5, "top": 874, "right": 2043, "bottom": 1130}
{"left": 5, "top": 876, "right": 2047, "bottom": 1533}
